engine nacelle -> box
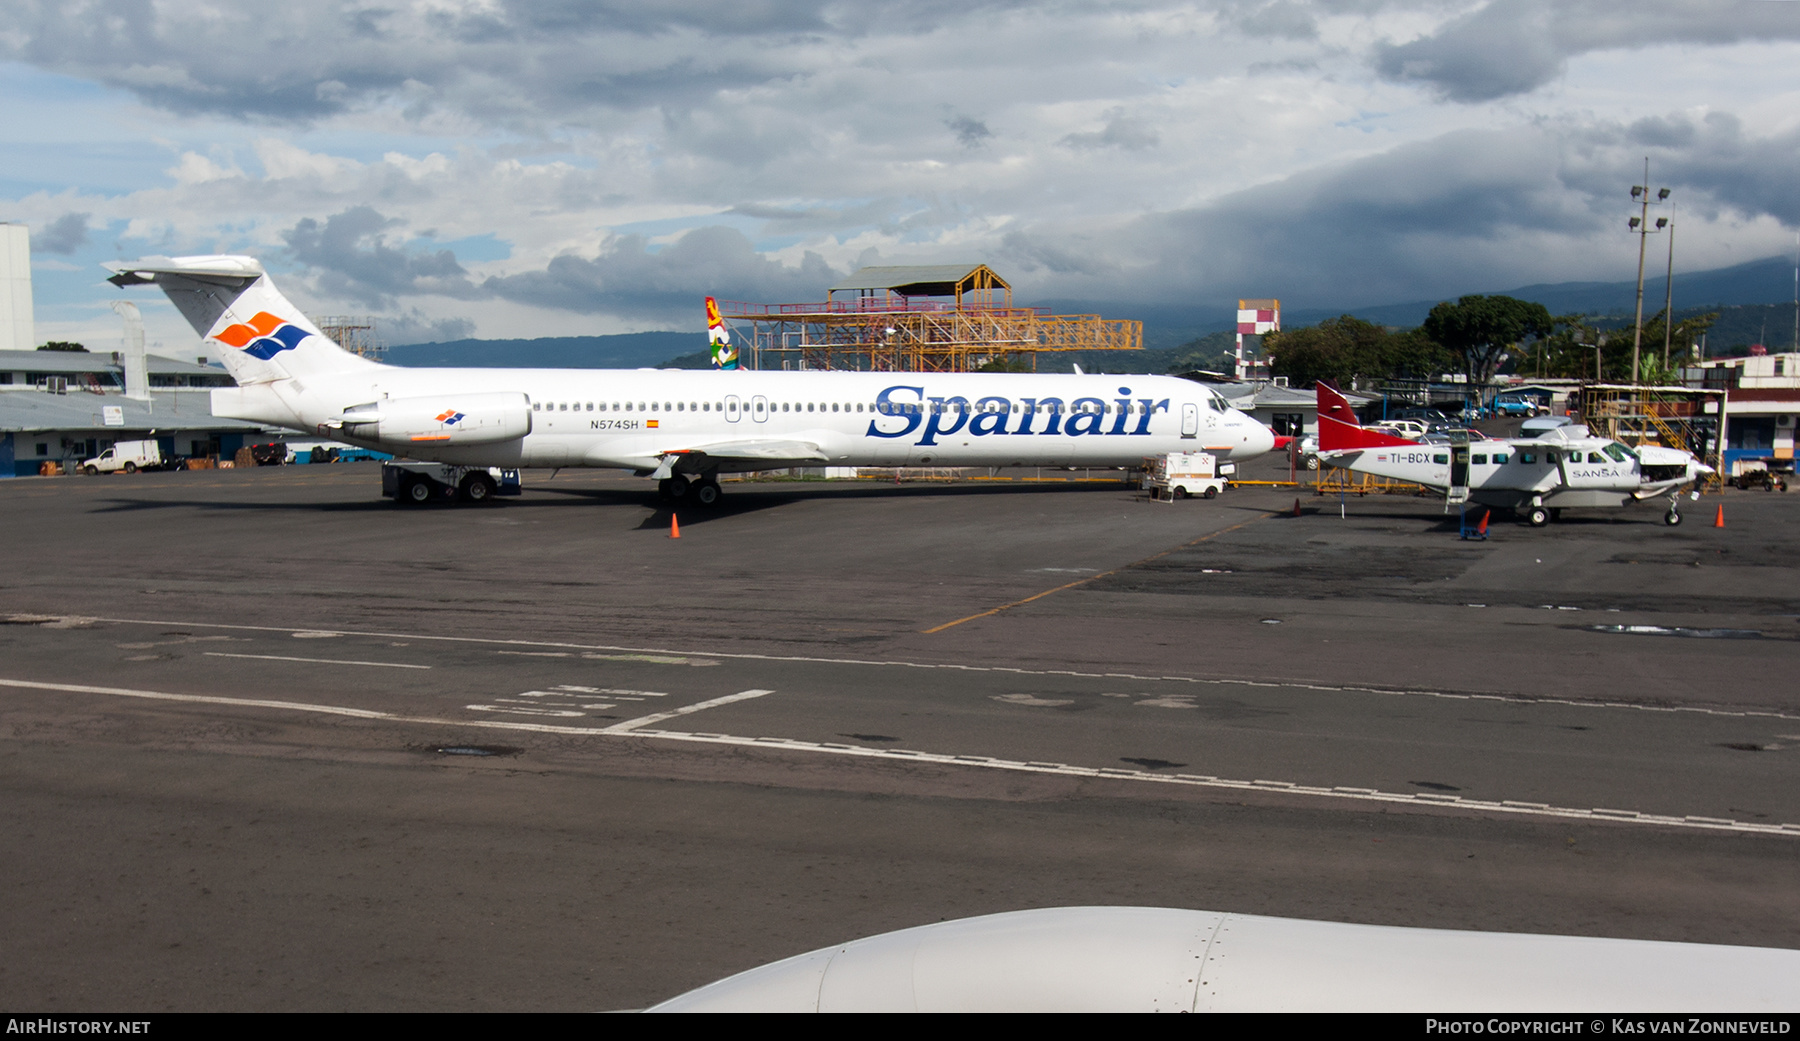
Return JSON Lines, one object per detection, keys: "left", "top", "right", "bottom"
{"left": 338, "top": 392, "right": 532, "bottom": 447}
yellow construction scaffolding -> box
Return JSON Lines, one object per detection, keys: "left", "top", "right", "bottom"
{"left": 1574, "top": 383, "right": 1723, "bottom": 486}
{"left": 718, "top": 264, "right": 1141, "bottom": 372}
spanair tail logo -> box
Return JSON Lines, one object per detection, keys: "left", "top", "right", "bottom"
{"left": 213, "top": 311, "right": 311, "bottom": 360}
{"left": 436, "top": 409, "right": 466, "bottom": 425}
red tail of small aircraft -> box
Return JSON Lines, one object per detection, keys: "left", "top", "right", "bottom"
{"left": 1316, "top": 382, "right": 1418, "bottom": 452}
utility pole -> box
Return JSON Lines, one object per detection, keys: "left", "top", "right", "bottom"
{"left": 1629, "top": 157, "right": 1670, "bottom": 384}
{"left": 1662, "top": 202, "right": 1675, "bottom": 370}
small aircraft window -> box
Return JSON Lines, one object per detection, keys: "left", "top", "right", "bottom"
{"left": 1588, "top": 452, "right": 1605, "bottom": 463}
{"left": 1493, "top": 453, "right": 1509, "bottom": 464}
{"left": 1604, "top": 443, "right": 1628, "bottom": 462}
{"left": 806, "top": 403, "right": 814, "bottom": 412}
{"left": 702, "top": 402, "right": 709, "bottom": 412}
{"left": 1472, "top": 454, "right": 1488, "bottom": 465}
{"left": 1433, "top": 454, "right": 1448, "bottom": 464}
{"left": 586, "top": 402, "right": 594, "bottom": 411}
{"left": 1519, "top": 452, "right": 1535, "bottom": 464}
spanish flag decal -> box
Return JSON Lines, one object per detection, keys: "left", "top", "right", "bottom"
{"left": 647, "top": 419, "right": 660, "bottom": 428}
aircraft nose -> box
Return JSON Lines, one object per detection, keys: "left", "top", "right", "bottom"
{"left": 1248, "top": 422, "right": 1276, "bottom": 458}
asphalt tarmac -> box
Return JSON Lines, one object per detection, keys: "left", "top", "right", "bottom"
{"left": 1, "top": 458, "right": 1796, "bottom": 1010}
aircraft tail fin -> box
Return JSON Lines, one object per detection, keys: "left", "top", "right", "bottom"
{"left": 1316, "top": 381, "right": 1417, "bottom": 452}
{"left": 706, "top": 296, "right": 739, "bottom": 370}
{"left": 106, "top": 255, "right": 379, "bottom": 385}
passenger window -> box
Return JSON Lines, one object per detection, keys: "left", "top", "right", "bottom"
{"left": 1494, "top": 453, "right": 1509, "bottom": 464}
{"left": 1519, "top": 452, "right": 1535, "bottom": 464}
{"left": 532, "top": 402, "right": 540, "bottom": 411}
{"left": 1471, "top": 454, "right": 1487, "bottom": 465}
{"left": 1589, "top": 452, "right": 1605, "bottom": 463}
{"left": 1433, "top": 454, "right": 1448, "bottom": 464}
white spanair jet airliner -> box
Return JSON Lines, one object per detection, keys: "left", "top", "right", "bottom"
{"left": 106, "top": 255, "right": 1276, "bottom": 504}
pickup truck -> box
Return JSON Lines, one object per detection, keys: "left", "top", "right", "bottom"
{"left": 81, "top": 439, "right": 172, "bottom": 475}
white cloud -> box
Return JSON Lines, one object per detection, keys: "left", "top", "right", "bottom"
{"left": 0, "top": 0, "right": 1795, "bottom": 343}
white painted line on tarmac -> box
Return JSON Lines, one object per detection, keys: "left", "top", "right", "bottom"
{"left": 602, "top": 689, "right": 776, "bottom": 733}
{"left": 71, "top": 615, "right": 1800, "bottom": 722}
{"left": 203, "top": 652, "right": 431, "bottom": 670}
{"left": 0, "top": 677, "right": 393, "bottom": 719}
{"left": 2, "top": 675, "right": 1793, "bottom": 839}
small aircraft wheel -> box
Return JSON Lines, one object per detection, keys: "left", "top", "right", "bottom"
{"left": 1202, "top": 486, "right": 1218, "bottom": 499}
{"left": 1664, "top": 510, "right": 1682, "bottom": 526}
{"left": 84, "top": 465, "right": 98, "bottom": 476}
{"left": 123, "top": 461, "right": 137, "bottom": 474}
{"left": 401, "top": 476, "right": 434, "bottom": 505}
{"left": 692, "top": 481, "right": 721, "bottom": 507}
{"left": 459, "top": 472, "right": 497, "bottom": 503}
{"left": 1527, "top": 506, "right": 1549, "bottom": 527}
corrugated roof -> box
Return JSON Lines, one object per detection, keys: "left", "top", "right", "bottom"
{"left": 827, "top": 264, "right": 1006, "bottom": 294}
{"left": 0, "top": 391, "right": 264, "bottom": 434}
{"left": 0, "top": 350, "right": 221, "bottom": 375}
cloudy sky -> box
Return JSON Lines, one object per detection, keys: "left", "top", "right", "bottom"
{"left": 3, "top": 0, "right": 1799, "bottom": 354}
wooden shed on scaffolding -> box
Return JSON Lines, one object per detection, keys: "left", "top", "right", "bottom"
{"left": 716, "top": 264, "right": 1141, "bottom": 372}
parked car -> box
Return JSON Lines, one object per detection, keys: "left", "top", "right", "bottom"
{"left": 1390, "top": 407, "right": 1456, "bottom": 426}
{"left": 1370, "top": 419, "right": 1429, "bottom": 441}
{"left": 1492, "top": 394, "right": 1543, "bottom": 417}
{"left": 1519, "top": 415, "right": 1575, "bottom": 438}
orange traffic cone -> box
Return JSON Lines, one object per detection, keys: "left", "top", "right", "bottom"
{"left": 1713, "top": 504, "right": 1724, "bottom": 528}
{"left": 1477, "top": 510, "right": 1490, "bottom": 536}
{"left": 670, "top": 513, "right": 681, "bottom": 538}
{"left": 1291, "top": 498, "right": 1302, "bottom": 517}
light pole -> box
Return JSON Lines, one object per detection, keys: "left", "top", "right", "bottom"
{"left": 1629, "top": 157, "right": 1670, "bottom": 384}
{"left": 1662, "top": 201, "right": 1675, "bottom": 371}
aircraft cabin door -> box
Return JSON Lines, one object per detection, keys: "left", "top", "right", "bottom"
{"left": 752, "top": 395, "right": 769, "bottom": 423}
{"left": 1181, "top": 403, "right": 1199, "bottom": 439}
{"left": 724, "top": 395, "right": 742, "bottom": 423}
{"left": 1447, "top": 430, "right": 1471, "bottom": 505}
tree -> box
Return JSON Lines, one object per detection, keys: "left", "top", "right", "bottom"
{"left": 1421, "top": 295, "right": 1552, "bottom": 391}
{"left": 1264, "top": 316, "right": 1455, "bottom": 387}
{"left": 1264, "top": 315, "right": 1391, "bottom": 386}
{"left": 37, "top": 341, "right": 87, "bottom": 352}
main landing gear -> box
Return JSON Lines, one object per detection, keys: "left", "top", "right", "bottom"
{"left": 658, "top": 474, "right": 723, "bottom": 507}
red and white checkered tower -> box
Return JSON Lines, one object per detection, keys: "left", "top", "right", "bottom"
{"left": 1235, "top": 298, "right": 1280, "bottom": 380}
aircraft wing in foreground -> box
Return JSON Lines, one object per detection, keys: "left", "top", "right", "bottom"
{"left": 646, "top": 906, "right": 1800, "bottom": 1012}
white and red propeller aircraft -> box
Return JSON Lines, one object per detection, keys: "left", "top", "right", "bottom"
{"left": 1314, "top": 382, "right": 1711, "bottom": 526}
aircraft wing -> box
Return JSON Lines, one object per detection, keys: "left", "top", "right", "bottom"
{"left": 652, "top": 438, "right": 829, "bottom": 477}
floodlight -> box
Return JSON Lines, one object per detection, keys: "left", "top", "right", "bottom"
{"left": 1629, "top": 217, "right": 1641, "bottom": 229}
{"left": 1657, "top": 188, "right": 1670, "bottom": 201}
{"left": 1631, "top": 186, "right": 1644, "bottom": 199}
{"left": 1655, "top": 218, "right": 1668, "bottom": 229}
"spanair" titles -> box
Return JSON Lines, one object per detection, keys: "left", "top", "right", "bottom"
{"left": 866, "top": 385, "right": 1171, "bottom": 446}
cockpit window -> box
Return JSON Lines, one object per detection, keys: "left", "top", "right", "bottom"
{"left": 1604, "top": 443, "right": 1631, "bottom": 463}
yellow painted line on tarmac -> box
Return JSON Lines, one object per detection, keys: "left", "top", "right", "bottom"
{"left": 920, "top": 512, "right": 1278, "bottom": 634}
